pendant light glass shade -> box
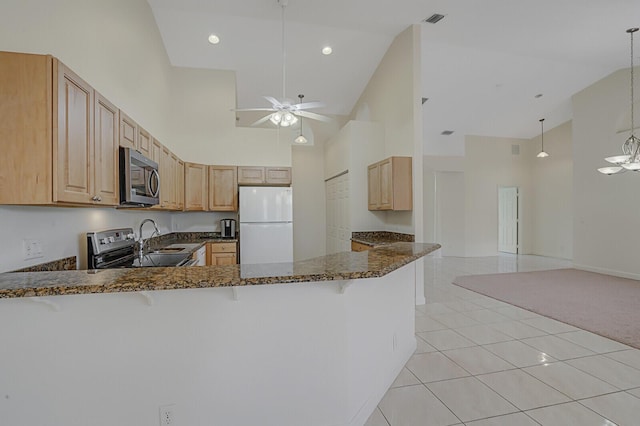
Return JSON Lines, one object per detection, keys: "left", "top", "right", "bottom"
{"left": 293, "top": 94, "right": 308, "bottom": 144}
{"left": 598, "top": 28, "right": 639, "bottom": 175}
{"left": 537, "top": 118, "right": 549, "bottom": 158}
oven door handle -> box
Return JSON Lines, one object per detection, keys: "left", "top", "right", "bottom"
{"left": 148, "top": 168, "right": 160, "bottom": 198}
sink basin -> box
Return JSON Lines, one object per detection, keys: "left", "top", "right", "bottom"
{"left": 150, "top": 247, "right": 185, "bottom": 254}
{"left": 133, "top": 252, "right": 192, "bottom": 267}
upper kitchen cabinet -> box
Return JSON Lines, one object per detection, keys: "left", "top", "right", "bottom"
{"left": 184, "top": 162, "right": 208, "bottom": 211}
{"left": 119, "top": 111, "right": 137, "bottom": 151}
{"left": 237, "top": 166, "right": 291, "bottom": 186}
{"left": 175, "top": 157, "right": 185, "bottom": 211}
{"left": 367, "top": 156, "right": 412, "bottom": 211}
{"left": 137, "top": 125, "right": 151, "bottom": 157}
{"left": 209, "top": 166, "right": 238, "bottom": 211}
{"left": 93, "top": 93, "right": 120, "bottom": 206}
{"left": 0, "top": 52, "right": 117, "bottom": 206}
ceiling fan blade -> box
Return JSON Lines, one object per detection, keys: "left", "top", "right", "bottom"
{"left": 294, "top": 101, "right": 325, "bottom": 110}
{"left": 250, "top": 114, "right": 274, "bottom": 127}
{"left": 231, "top": 107, "right": 276, "bottom": 112}
{"left": 263, "top": 96, "right": 283, "bottom": 108}
{"left": 296, "top": 110, "right": 332, "bottom": 123}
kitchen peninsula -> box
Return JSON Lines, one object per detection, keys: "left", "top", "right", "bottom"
{"left": 0, "top": 243, "right": 439, "bottom": 426}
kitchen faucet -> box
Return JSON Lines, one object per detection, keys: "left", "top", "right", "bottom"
{"left": 138, "top": 218, "right": 160, "bottom": 257}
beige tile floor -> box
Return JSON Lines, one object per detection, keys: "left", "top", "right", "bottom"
{"left": 365, "top": 254, "right": 640, "bottom": 426}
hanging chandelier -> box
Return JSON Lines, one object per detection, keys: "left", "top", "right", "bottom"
{"left": 536, "top": 118, "right": 549, "bottom": 158}
{"left": 598, "top": 28, "right": 639, "bottom": 175}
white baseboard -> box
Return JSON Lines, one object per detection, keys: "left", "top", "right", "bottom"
{"left": 573, "top": 263, "right": 640, "bottom": 281}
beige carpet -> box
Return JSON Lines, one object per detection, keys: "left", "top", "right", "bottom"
{"left": 453, "top": 268, "right": 640, "bottom": 349}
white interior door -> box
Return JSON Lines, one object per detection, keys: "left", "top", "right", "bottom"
{"left": 325, "top": 173, "right": 350, "bottom": 254}
{"left": 498, "top": 186, "right": 519, "bottom": 254}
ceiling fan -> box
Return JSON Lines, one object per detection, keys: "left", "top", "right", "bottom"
{"left": 233, "top": 0, "right": 331, "bottom": 127}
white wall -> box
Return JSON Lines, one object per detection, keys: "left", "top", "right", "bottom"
{"left": 168, "top": 66, "right": 291, "bottom": 166}
{"left": 292, "top": 142, "right": 327, "bottom": 261}
{"left": 343, "top": 25, "right": 422, "bottom": 236}
{"left": 464, "top": 136, "right": 533, "bottom": 256}
{"left": 0, "top": 264, "right": 417, "bottom": 426}
{"left": 435, "top": 172, "right": 466, "bottom": 257}
{"left": 531, "top": 121, "right": 573, "bottom": 259}
{"left": 572, "top": 67, "right": 640, "bottom": 278}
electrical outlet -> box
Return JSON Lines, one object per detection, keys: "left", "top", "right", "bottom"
{"left": 159, "top": 404, "right": 176, "bottom": 426}
{"left": 23, "top": 239, "right": 44, "bottom": 260}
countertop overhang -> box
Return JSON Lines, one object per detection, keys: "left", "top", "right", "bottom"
{"left": 0, "top": 242, "right": 440, "bottom": 299}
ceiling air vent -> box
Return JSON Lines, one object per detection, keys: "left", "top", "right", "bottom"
{"left": 441, "top": 130, "right": 454, "bottom": 136}
{"left": 424, "top": 14, "right": 445, "bottom": 24}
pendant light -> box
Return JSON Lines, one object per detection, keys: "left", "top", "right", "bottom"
{"left": 294, "top": 94, "right": 308, "bottom": 144}
{"left": 598, "top": 28, "right": 639, "bottom": 175}
{"left": 537, "top": 118, "right": 549, "bottom": 158}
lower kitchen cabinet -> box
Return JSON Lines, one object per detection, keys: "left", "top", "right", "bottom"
{"left": 207, "top": 242, "right": 237, "bottom": 265}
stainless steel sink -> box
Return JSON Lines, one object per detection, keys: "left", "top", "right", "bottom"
{"left": 133, "top": 252, "right": 192, "bottom": 267}
{"left": 149, "top": 247, "right": 185, "bottom": 254}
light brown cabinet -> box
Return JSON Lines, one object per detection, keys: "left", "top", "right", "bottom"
{"left": 175, "top": 157, "right": 184, "bottom": 210}
{"left": 93, "top": 93, "right": 120, "bottom": 206}
{"left": 0, "top": 52, "right": 117, "bottom": 206}
{"left": 351, "top": 241, "right": 372, "bottom": 252}
{"left": 119, "top": 111, "right": 137, "bottom": 150}
{"left": 237, "top": 166, "right": 291, "bottom": 186}
{"left": 207, "top": 242, "right": 237, "bottom": 265}
{"left": 137, "top": 126, "right": 151, "bottom": 157}
{"left": 184, "top": 162, "right": 208, "bottom": 211}
{"left": 209, "top": 166, "right": 238, "bottom": 211}
{"left": 367, "top": 157, "right": 412, "bottom": 211}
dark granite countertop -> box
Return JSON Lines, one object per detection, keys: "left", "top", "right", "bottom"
{"left": 351, "top": 231, "right": 415, "bottom": 247}
{"left": 0, "top": 242, "right": 440, "bottom": 299}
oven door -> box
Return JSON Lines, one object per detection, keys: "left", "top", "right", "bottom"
{"left": 119, "top": 147, "right": 160, "bottom": 206}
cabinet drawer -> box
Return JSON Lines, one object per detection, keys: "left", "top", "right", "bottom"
{"left": 210, "top": 242, "right": 236, "bottom": 253}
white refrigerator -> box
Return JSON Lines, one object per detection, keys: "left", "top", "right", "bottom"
{"left": 239, "top": 186, "right": 293, "bottom": 264}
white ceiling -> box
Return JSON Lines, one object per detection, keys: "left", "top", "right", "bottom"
{"left": 147, "top": 0, "right": 640, "bottom": 153}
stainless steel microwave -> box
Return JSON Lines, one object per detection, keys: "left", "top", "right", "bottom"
{"left": 119, "top": 147, "right": 160, "bottom": 207}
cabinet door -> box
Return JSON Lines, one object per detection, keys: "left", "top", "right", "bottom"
{"left": 378, "top": 158, "right": 393, "bottom": 210}
{"left": 265, "top": 167, "right": 291, "bottom": 185}
{"left": 237, "top": 166, "right": 265, "bottom": 185}
{"left": 159, "top": 146, "right": 173, "bottom": 209}
{"left": 209, "top": 166, "right": 238, "bottom": 211}
{"left": 184, "top": 162, "right": 208, "bottom": 211}
{"left": 0, "top": 52, "right": 53, "bottom": 204}
{"left": 54, "top": 62, "right": 94, "bottom": 204}
{"left": 176, "top": 158, "right": 184, "bottom": 210}
{"left": 119, "top": 111, "right": 137, "bottom": 150}
{"left": 212, "top": 253, "right": 237, "bottom": 265}
{"left": 137, "top": 126, "right": 151, "bottom": 157}
{"left": 93, "top": 92, "right": 119, "bottom": 205}
{"left": 367, "top": 163, "right": 380, "bottom": 210}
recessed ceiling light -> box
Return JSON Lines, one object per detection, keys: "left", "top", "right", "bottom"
{"left": 535, "top": 93, "right": 543, "bottom": 98}
{"left": 208, "top": 34, "right": 220, "bottom": 45}
{"left": 322, "top": 46, "right": 333, "bottom": 55}
{"left": 441, "top": 130, "right": 454, "bottom": 135}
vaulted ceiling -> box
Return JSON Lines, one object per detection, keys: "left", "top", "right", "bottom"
{"left": 147, "top": 0, "right": 640, "bottom": 152}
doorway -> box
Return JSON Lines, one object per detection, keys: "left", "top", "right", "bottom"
{"left": 325, "top": 172, "right": 350, "bottom": 254}
{"left": 498, "top": 186, "right": 519, "bottom": 254}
